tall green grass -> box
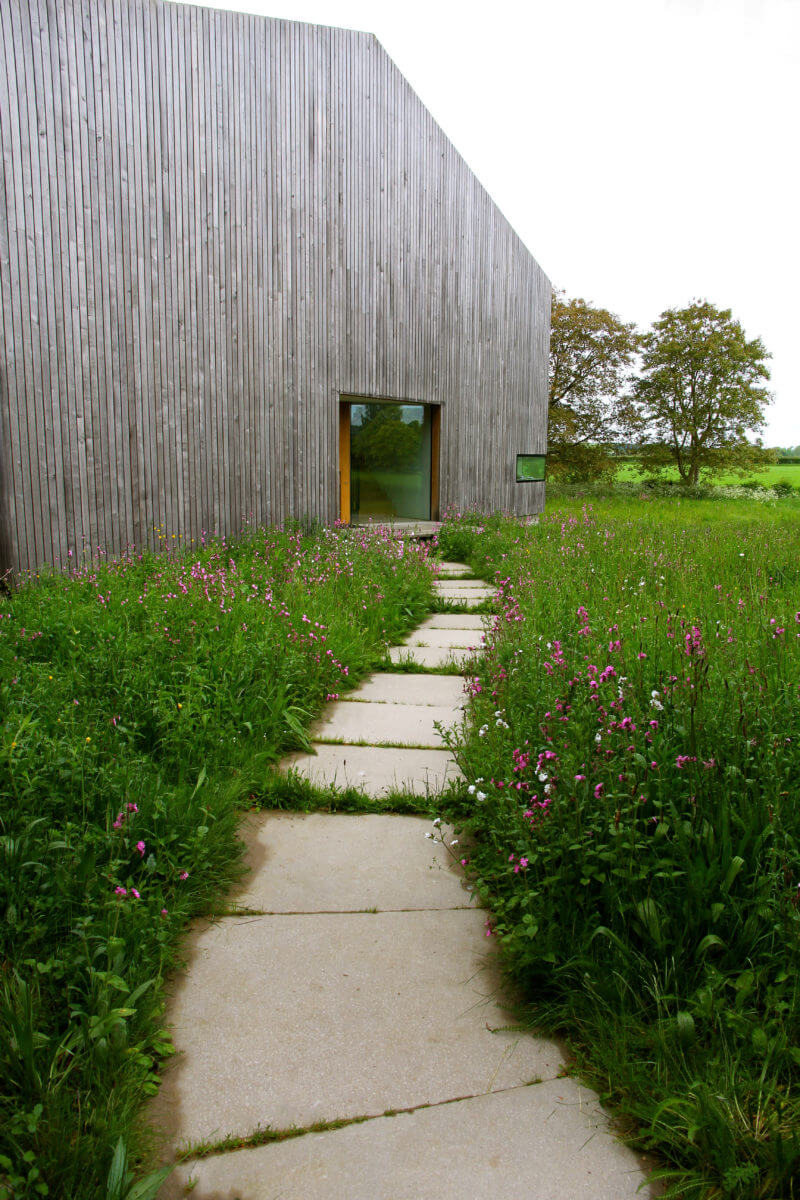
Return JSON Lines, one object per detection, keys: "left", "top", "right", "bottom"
{"left": 0, "top": 524, "right": 433, "bottom": 1199}
{"left": 437, "top": 498, "right": 800, "bottom": 1199}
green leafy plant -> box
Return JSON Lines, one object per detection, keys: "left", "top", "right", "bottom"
{"left": 0, "top": 523, "right": 434, "bottom": 1197}
{"left": 439, "top": 499, "right": 800, "bottom": 1199}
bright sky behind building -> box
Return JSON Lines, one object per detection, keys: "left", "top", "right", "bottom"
{"left": 178, "top": 0, "right": 799, "bottom": 446}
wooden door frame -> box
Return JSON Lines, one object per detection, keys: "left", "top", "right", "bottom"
{"left": 338, "top": 402, "right": 351, "bottom": 523}
{"left": 338, "top": 398, "right": 440, "bottom": 524}
{"left": 430, "top": 404, "right": 441, "bottom": 520}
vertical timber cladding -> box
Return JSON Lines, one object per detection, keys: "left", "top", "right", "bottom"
{"left": 0, "top": 0, "right": 550, "bottom": 575}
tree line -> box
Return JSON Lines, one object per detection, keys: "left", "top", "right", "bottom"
{"left": 548, "top": 294, "right": 777, "bottom": 485}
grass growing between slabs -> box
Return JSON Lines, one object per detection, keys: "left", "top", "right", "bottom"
{"left": 255, "top": 769, "right": 440, "bottom": 816}
{"left": 437, "top": 498, "right": 800, "bottom": 1200}
{"left": 0, "top": 524, "right": 433, "bottom": 1200}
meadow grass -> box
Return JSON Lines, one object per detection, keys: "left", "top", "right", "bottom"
{"left": 0, "top": 523, "right": 433, "bottom": 1199}
{"left": 437, "top": 496, "right": 800, "bottom": 1199}
{"left": 613, "top": 459, "right": 800, "bottom": 490}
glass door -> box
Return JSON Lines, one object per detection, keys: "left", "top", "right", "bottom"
{"left": 344, "top": 401, "right": 433, "bottom": 522}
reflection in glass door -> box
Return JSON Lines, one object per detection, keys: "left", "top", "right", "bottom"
{"left": 348, "top": 402, "right": 432, "bottom": 522}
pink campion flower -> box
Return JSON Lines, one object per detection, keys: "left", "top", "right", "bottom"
{"left": 113, "top": 812, "right": 125, "bottom": 830}
{"left": 114, "top": 886, "right": 127, "bottom": 897}
{"left": 136, "top": 840, "right": 146, "bottom": 857}
{"left": 130, "top": 888, "right": 140, "bottom": 899}
{"left": 161, "top": 908, "right": 168, "bottom": 917}
{"left": 574, "top": 774, "right": 587, "bottom": 782}
{"left": 179, "top": 871, "right": 189, "bottom": 881}
{"left": 594, "top": 783, "right": 604, "bottom": 798}
{"left": 684, "top": 626, "right": 705, "bottom": 657}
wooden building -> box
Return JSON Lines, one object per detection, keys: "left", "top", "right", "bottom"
{"left": 0, "top": 0, "right": 550, "bottom": 576}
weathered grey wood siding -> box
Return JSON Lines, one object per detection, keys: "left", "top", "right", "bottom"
{"left": 0, "top": 0, "right": 550, "bottom": 574}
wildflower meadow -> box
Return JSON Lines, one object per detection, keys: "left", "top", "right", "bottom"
{"left": 439, "top": 496, "right": 800, "bottom": 1199}
{"left": 0, "top": 523, "right": 432, "bottom": 1199}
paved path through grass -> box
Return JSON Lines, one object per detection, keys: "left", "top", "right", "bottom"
{"left": 154, "top": 562, "right": 658, "bottom": 1198}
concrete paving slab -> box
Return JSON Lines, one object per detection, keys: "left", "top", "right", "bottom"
{"left": 282, "top": 742, "right": 462, "bottom": 796}
{"left": 402, "top": 628, "right": 483, "bottom": 649}
{"left": 151, "top": 909, "right": 565, "bottom": 1146}
{"left": 433, "top": 578, "right": 492, "bottom": 592}
{"left": 233, "top": 812, "right": 476, "bottom": 912}
{"left": 417, "top": 613, "right": 486, "bottom": 629}
{"left": 434, "top": 588, "right": 495, "bottom": 606}
{"left": 388, "top": 644, "right": 473, "bottom": 668}
{"left": 165, "top": 1079, "right": 658, "bottom": 1200}
{"left": 312, "top": 700, "right": 461, "bottom": 748}
{"left": 346, "top": 672, "right": 467, "bottom": 707}
{"left": 435, "top": 561, "right": 474, "bottom": 576}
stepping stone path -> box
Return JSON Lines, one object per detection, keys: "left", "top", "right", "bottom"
{"left": 154, "top": 561, "right": 658, "bottom": 1198}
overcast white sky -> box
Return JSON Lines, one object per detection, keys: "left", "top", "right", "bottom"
{"left": 180, "top": 0, "right": 799, "bottom": 446}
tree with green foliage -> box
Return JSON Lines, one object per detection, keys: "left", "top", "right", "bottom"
{"left": 635, "top": 300, "right": 773, "bottom": 486}
{"left": 548, "top": 291, "right": 640, "bottom": 480}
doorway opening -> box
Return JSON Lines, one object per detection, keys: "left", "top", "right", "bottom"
{"left": 339, "top": 399, "right": 440, "bottom": 524}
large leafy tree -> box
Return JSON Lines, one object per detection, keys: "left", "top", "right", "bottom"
{"left": 548, "top": 292, "right": 640, "bottom": 479}
{"left": 635, "top": 300, "right": 773, "bottom": 485}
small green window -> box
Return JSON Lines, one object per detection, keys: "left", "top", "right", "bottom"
{"left": 516, "top": 454, "right": 546, "bottom": 483}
